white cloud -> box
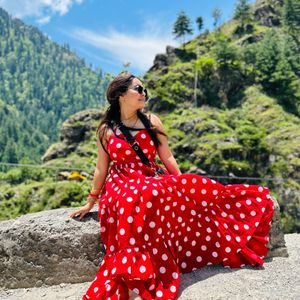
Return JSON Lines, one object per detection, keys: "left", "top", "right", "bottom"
{"left": 65, "top": 24, "right": 178, "bottom": 72}
{"left": 0, "top": 0, "right": 84, "bottom": 24}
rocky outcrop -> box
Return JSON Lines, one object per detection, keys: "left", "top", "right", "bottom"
{"left": 0, "top": 198, "right": 288, "bottom": 289}
{"left": 0, "top": 208, "right": 104, "bottom": 289}
{"left": 253, "top": 0, "right": 283, "bottom": 27}
{"left": 42, "top": 109, "right": 103, "bottom": 162}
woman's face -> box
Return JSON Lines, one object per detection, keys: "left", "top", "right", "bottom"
{"left": 119, "top": 77, "right": 147, "bottom": 110}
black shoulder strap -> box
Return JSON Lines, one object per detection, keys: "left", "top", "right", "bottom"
{"left": 118, "top": 122, "right": 151, "bottom": 167}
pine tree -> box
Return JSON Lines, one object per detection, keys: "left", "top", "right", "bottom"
{"left": 283, "top": 0, "right": 300, "bottom": 35}
{"left": 212, "top": 8, "right": 222, "bottom": 29}
{"left": 172, "top": 11, "right": 193, "bottom": 48}
{"left": 234, "top": 0, "right": 252, "bottom": 30}
{"left": 196, "top": 16, "right": 204, "bottom": 33}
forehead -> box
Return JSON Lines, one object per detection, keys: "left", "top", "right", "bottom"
{"left": 131, "top": 77, "right": 143, "bottom": 86}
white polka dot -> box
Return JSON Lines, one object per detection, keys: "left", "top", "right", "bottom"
{"left": 186, "top": 251, "right": 191, "bottom": 257}
{"left": 250, "top": 210, "right": 256, "bottom": 216}
{"left": 201, "top": 189, "right": 207, "bottom": 194}
{"left": 156, "top": 291, "right": 163, "bottom": 297}
{"left": 129, "top": 238, "right": 135, "bottom": 245}
{"left": 152, "top": 190, "right": 158, "bottom": 196}
{"left": 236, "top": 202, "right": 241, "bottom": 208}
{"left": 125, "top": 216, "right": 133, "bottom": 224}
{"left": 234, "top": 224, "right": 239, "bottom": 230}
{"left": 94, "top": 287, "right": 99, "bottom": 293}
{"left": 153, "top": 248, "right": 158, "bottom": 255}
{"left": 246, "top": 199, "right": 252, "bottom": 205}
{"left": 110, "top": 245, "right": 115, "bottom": 251}
{"left": 146, "top": 202, "right": 152, "bottom": 208}
{"left": 196, "top": 256, "right": 202, "bottom": 262}
{"left": 258, "top": 186, "right": 264, "bottom": 192}
{"left": 140, "top": 265, "right": 146, "bottom": 273}
{"left": 144, "top": 234, "right": 149, "bottom": 241}
{"left": 162, "top": 254, "right": 168, "bottom": 261}
{"left": 215, "top": 241, "right": 220, "bottom": 248}
{"left": 172, "top": 272, "right": 178, "bottom": 279}
{"left": 241, "top": 190, "right": 246, "bottom": 195}
{"left": 120, "top": 228, "right": 125, "bottom": 235}
{"left": 181, "top": 179, "right": 187, "bottom": 184}
{"left": 125, "top": 150, "right": 131, "bottom": 155}
{"left": 201, "top": 201, "right": 207, "bottom": 207}
{"left": 116, "top": 143, "right": 122, "bottom": 148}
{"left": 256, "top": 197, "right": 262, "bottom": 202}
{"left": 225, "top": 247, "right": 231, "bottom": 253}
{"left": 112, "top": 267, "right": 116, "bottom": 274}
{"left": 244, "top": 224, "right": 249, "bottom": 230}
{"left": 206, "top": 235, "right": 211, "bottom": 241}
{"left": 240, "top": 213, "right": 245, "bottom": 219}
{"left": 103, "top": 270, "right": 108, "bottom": 276}
{"left": 225, "top": 204, "right": 231, "bottom": 209}
{"left": 181, "top": 262, "right": 187, "bottom": 268}
{"left": 141, "top": 134, "right": 146, "bottom": 139}
{"left": 212, "top": 252, "right": 218, "bottom": 257}
{"left": 170, "top": 285, "right": 176, "bottom": 293}
{"left": 190, "top": 188, "right": 196, "bottom": 194}
{"left": 192, "top": 178, "right": 197, "bottom": 184}
{"left": 202, "top": 178, "right": 207, "bottom": 184}
{"left": 127, "top": 197, "right": 133, "bottom": 202}
{"left": 159, "top": 267, "right": 166, "bottom": 273}
{"left": 201, "top": 245, "right": 207, "bottom": 251}
{"left": 226, "top": 235, "right": 231, "bottom": 241}
{"left": 149, "top": 221, "right": 156, "bottom": 228}
{"left": 133, "top": 288, "right": 139, "bottom": 294}
{"left": 213, "top": 190, "right": 218, "bottom": 195}
{"left": 236, "top": 236, "right": 241, "bottom": 242}
{"left": 122, "top": 257, "right": 127, "bottom": 264}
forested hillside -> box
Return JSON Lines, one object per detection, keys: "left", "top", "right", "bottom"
{"left": 0, "top": 7, "right": 110, "bottom": 163}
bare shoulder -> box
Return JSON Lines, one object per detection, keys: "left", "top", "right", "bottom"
{"left": 145, "top": 112, "right": 163, "bottom": 128}
{"left": 97, "top": 123, "right": 114, "bottom": 142}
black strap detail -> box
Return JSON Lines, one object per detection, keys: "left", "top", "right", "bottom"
{"left": 118, "top": 122, "right": 151, "bottom": 167}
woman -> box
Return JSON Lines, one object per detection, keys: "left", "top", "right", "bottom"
{"left": 70, "top": 72, "right": 274, "bottom": 300}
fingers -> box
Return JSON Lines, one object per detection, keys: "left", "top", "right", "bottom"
{"left": 69, "top": 209, "right": 87, "bottom": 219}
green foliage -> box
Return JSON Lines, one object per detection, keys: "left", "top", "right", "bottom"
{"left": 283, "top": 0, "right": 300, "bottom": 36}
{"left": 233, "top": 0, "right": 252, "bottom": 33}
{"left": 196, "top": 16, "right": 204, "bottom": 33}
{"left": 172, "top": 10, "right": 193, "bottom": 47}
{"left": 0, "top": 7, "right": 110, "bottom": 163}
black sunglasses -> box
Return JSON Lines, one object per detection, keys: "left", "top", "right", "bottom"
{"left": 131, "top": 85, "right": 149, "bottom": 100}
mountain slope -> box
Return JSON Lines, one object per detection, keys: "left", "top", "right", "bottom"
{"left": 0, "top": 7, "right": 111, "bottom": 163}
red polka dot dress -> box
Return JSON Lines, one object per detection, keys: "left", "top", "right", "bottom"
{"left": 82, "top": 126, "right": 275, "bottom": 300}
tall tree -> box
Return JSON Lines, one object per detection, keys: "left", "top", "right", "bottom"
{"left": 196, "top": 16, "right": 204, "bottom": 33}
{"left": 234, "top": 0, "right": 252, "bottom": 29}
{"left": 283, "top": 0, "right": 300, "bottom": 36}
{"left": 212, "top": 8, "right": 222, "bottom": 29}
{"left": 172, "top": 10, "right": 193, "bottom": 48}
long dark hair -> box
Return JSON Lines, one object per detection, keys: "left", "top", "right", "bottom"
{"left": 96, "top": 72, "right": 167, "bottom": 154}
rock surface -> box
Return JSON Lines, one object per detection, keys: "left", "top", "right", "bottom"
{"left": 0, "top": 197, "right": 287, "bottom": 290}
{"left": 0, "top": 234, "right": 298, "bottom": 300}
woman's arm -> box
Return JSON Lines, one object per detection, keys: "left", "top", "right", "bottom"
{"left": 149, "top": 113, "right": 182, "bottom": 176}
{"left": 89, "top": 130, "right": 111, "bottom": 198}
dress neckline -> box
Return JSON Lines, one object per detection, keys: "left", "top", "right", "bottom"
{"left": 108, "top": 128, "right": 147, "bottom": 143}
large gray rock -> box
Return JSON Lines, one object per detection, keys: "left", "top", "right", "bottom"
{"left": 0, "top": 198, "right": 288, "bottom": 289}
{"left": 0, "top": 208, "right": 104, "bottom": 289}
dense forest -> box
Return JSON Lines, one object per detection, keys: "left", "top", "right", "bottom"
{"left": 0, "top": 7, "right": 111, "bottom": 163}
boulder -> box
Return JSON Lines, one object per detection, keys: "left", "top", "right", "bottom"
{"left": 0, "top": 197, "right": 288, "bottom": 289}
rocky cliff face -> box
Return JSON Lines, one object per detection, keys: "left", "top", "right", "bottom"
{"left": 41, "top": 109, "right": 103, "bottom": 162}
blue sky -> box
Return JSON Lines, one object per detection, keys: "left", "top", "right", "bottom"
{"left": 0, "top": 0, "right": 256, "bottom": 77}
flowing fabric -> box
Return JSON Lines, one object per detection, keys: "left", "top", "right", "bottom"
{"left": 83, "top": 127, "right": 274, "bottom": 300}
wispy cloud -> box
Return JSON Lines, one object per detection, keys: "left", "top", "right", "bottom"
{"left": 64, "top": 22, "right": 178, "bottom": 72}
{"left": 0, "top": 0, "right": 84, "bottom": 24}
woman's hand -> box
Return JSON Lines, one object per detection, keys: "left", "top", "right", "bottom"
{"left": 69, "top": 202, "right": 94, "bottom": 220}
